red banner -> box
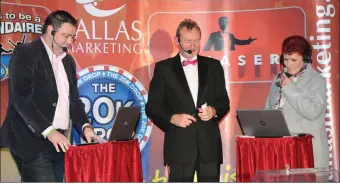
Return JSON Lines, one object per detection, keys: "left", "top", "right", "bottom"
{"left": 1, "top": 0, "right": 338, "bottom": 182}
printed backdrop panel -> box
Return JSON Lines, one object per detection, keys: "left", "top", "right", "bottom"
{"left": 1, "top": 0, "right": 338, "bottom": 182}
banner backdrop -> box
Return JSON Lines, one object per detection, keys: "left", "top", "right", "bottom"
{"left": 1, "top": 0, "right": 339, "bottom": 182}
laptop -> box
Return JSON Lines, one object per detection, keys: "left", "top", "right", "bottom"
{"left": 107, "top": 106, "right": 140, "bottom": 141}
{"left": 76, "top": 106, "right": 141, "bottom": 146}
{"left": 236, "top": 109, "right": 291, "bottom": 137}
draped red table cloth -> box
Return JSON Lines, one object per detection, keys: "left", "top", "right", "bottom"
{"left": 65, "top": 139, "right": 143, "bottom": 182}
{"left": 236, "top": 135, "right": 314, "bottom": 182}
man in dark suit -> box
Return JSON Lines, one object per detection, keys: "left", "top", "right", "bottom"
{"left": 146, "top": 19, "right": 230, "bottom": 182}
{"left": 204, "top": 16, "right": 256, "bottom": 51}
{"left": 0, "top": 10, "right": 105, "bottom": 182}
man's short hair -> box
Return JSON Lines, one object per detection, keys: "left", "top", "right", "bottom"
{"left": 219, "top": 16, "right": 228, "bottom": 22}
{"left": 175, "top": 19, "right": 201, "bottom": 38}
{"left": 42, "top": 10, "right": 78, "bottom": 34}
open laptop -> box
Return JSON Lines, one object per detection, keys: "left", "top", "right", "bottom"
{"left": 236, "top": 109, "right": 291, "bottom": 137}
{"left": 107, "top": 106, "right": 140, "bottom": 141}
{"left": 76, "top": 106, "right": 141, "bottom": 146}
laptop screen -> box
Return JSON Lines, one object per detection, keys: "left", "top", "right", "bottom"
{"left": 108, "top": 106, "right": 141, "bottom": 141}
{"left": 236, "top": 109, "right": 290, "bottom": 137}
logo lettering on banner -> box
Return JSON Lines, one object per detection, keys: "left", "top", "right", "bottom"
{"left": 0, "top": 10, "right": 43, "bottom": 34}
{"left": 76, "top": 0, "right": 126, "bottom": 17}
{"left": 1, "top": 3, "right": 46, "bottom": 81}
{"left": 71, "top": 65, "right": 152, "bottom": 150}
{"left": 73, "top": 1, "right": 142, "bottom": 54}
{"left": 312, "top": 0, "right": 336, "bottom": 171}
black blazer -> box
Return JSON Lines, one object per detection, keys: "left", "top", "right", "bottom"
{"left": 1, "top": 38, "right": 88, "bottom": 160}
{"left": 204, "top": 31, "right": 252, "bottom": 51}
{"left": 146, "top": 54, "right": 230, "bottom": 165}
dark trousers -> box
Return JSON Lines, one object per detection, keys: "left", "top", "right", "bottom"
{"left": 11, "top": 143, "right": 65, "bottom": 182}
{"left": 168, "top": 153, "right": 220, "bottom": 182}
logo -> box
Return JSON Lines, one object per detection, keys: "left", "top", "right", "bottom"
{"left": 203, "top": 16, "right": 256, "bottom": 52}
{"left": 76, "top": 0, "right": 126, "bottom": 17}
{"left": 71, "top": 65, "right": 152, "bottom": 150}
{"left": 0, "top": 55, "right": 11, "bottom": 81}
{"left": 259, "top": 120, "right": 266, "bottom": 126}
{"left": 0, "top": 63, "right": 8, "bottom": 81}
{"left": 1, "top": 35, "right": 28, "bottom": 81}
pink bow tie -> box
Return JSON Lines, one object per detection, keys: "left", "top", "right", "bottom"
{"left": 182, "top": 59, "right": 198, "bottom": 66}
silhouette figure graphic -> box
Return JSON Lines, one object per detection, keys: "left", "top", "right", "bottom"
{"left": 0, "top": 43, "right": 12, "bottom": 55}
{"left": 8, "top": 34, "right": 26, "bottom": 48}
{"left": 204, "top": 16, "right": 256, "bottom": 51}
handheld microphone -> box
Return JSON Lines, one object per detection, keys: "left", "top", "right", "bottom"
{"left": 282, "top": 67, "right": 293, "bottom": 78}
{"left": 282, "top": 66, "right": 306, "bottom": 78}
{"left": 285, "top": 72, "right": 293, "bottom": 78}
{"left": 275, "top": 67, "right": 298, "bottom": 87}
{"left": 178, "top": 38, "right": 192, "bottom": 54}
{"left": 275, "top": 67, "right": 288, "bottom": 87}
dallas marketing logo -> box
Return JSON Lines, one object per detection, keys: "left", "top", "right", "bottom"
{"left": 76, "top": 0, "right": 126, "bottom": 17}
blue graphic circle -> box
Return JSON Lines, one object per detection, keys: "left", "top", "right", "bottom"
{"left": 72, "top": 65, "right": 151, "bottom": 150}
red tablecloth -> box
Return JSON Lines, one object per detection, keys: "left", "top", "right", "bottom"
{"left": 65, "top": 139, "right": 143, "bottom": 182}
{"left": 236, "top": 135, "right": 314, "bottom": 182}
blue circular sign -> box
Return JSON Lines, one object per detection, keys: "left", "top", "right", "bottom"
{"left": 72, "top": 65, "right": 152, "bottom": 150}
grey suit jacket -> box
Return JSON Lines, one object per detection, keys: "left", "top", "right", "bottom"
{"left": 265, "top": 64, "right": 329, "bottom": 168}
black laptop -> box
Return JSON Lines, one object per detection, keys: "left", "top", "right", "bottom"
{"left": 107, "top": 106, "right": 140, "bottom": 141}
{"left": 77, "top": 106, "right": 141, "bottom": 146}
{"left": 236, "top": 109, "right": 291, "bottom": 138}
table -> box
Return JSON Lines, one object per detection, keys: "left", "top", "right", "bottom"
{"left": 65, "top": 139, "right": 143, "bottom": 182}
{"left": 253, "top": 167, "right": 339, "bottom": 182}
{"left": 236, "top": 135, "right": 314, "bottom": 182}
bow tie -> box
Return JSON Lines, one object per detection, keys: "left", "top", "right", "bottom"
{"left": 182, "top": 59, "right": 198, "bottom": 66}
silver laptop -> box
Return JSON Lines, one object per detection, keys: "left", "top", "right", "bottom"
{"left": 236, "top": 109, "right": 291, "bottom": 137}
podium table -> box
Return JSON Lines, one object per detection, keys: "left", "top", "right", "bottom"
{"left": 65, "top": 139, "right": 143, "bottom": 182}
{"left": 253, "top": 167, "right": 340, "bottom": 182}
{"left": 236, "top": 135, "right": 314, "bottom": 182}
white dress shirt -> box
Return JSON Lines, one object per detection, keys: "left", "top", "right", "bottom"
{"left": 41, "top": 37, "right": 70, "bottom": 136}
{"left": 180, "top": 54, "right": 198, "bottom": 107}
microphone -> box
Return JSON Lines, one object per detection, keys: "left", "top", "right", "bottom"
{"left": 53, "top": 37, "right": 68, "bottom": 53}
{"left": 275, "top": 67, "right": 293, "bottom": 87}
{"left": 285, "top": 72, "right": 293, "bottom": 78}
{"left": 178, "top": 38, "right": 192, "bottom": 54}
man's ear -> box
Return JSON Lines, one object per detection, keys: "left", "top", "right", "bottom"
{"left": 48, "top": 25, "right": 54, "bottom": 35}
{"left": 174, "top": 36, "right": 179, "bottom": 45}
